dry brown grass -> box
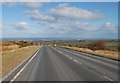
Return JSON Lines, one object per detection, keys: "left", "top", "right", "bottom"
{"left": 2, "top": 45, "right": 19, "bottom": 52}
{"left": 0, "top": 42, "right": 1, "bottom": 80}
{"left": 2, "top": 42, "right": 16, "bottom": 46}
{"left": 1, "top": 41, "right": 19, "bottom": 52}
{"left": 62, "top": 46, "right": 119, "bottom": 60}
{"left": 0, "top": 43, "right": 1, "bottom": 52}
{"left": 2, "top": 45, "right": 40, "bottom": 77}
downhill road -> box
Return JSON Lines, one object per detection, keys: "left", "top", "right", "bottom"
{"left": 4, "top": 46, "right": 119, "bottom": 81}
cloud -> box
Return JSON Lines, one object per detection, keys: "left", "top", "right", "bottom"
{"left": 2, "top": 0, "right": 51, "bottom": 2}
{"left": 2, "top": 0, "right": 15, "bottom": 2}
{"left": 50, "top": 3, "right": 104, "bottom": 20}
{"left": 37, "top": 19, "right": 118, "bottom": 37}
{"left": 102, "top": 22, "right": 118, "bottom": 33}
{"left": 3, "top": 2, "right": 42, "bottom": 8}
{"left": 23, "top": 3, "right": 105, "bottom": 26}
{"left": 24, "top": 9, "right": 55, "bottom": 21}
{"left": 11, "top": 22, "right": 28, "bottom": 30}
{"left": 0, "top": 24, "right": 2, "bottom": 34}
{"left": 37, "top": 20, "right": 98, "bottom": 35}
{"left": 0, "top": 1, "right": 2, "bottom": 5}
{"left": 22, "top": 3, "right": 116, "bottom": 36}
{"left": 65, "top": 22, "right": 98, "bottom": 31}
{"left": 0, "top": 23, "right": 2, "bottom": 28}
{"left": 3, "top": 2, "right": 18, "bottom": 7}
{"left": 22, "top": 2, "right": 42, "bottom": 8}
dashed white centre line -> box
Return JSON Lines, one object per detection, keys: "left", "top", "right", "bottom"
{"left": 103, "top": 76, "right": 113, "bottom": 81}
{"left": 73, "top": 59, "right": 79, "bottom": 63}
{"left": 59, "top": 51, "right": 63, "bottom": 54}
{"left": 68, "top": 57, "right": 72, "bottom": 60}
{"left": 78, "top": 62, "right": 82, "bottom": 65}
{"left": 53, "top": 47, "right": 115, "bottom": 81}
{"left": 66, "top": 55, "right": 68, "bottom": 57}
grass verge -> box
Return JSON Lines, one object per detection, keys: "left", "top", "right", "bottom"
{"left": 2, "top": 45, "right": 40, "bottom": 77}
{"left": 61, "top": 46, "right": 119, "bottom": 61}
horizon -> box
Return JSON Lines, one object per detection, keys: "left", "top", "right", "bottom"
{"left": 2, "top": 37, "right": 119, "bottom": 41}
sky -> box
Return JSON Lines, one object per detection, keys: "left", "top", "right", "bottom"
{"left": 1, "top": 2, "right": 118, "bottom": 39}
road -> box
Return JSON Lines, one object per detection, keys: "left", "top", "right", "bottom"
{"left": 4, "top": 46, "right": 119, "bottom": 81}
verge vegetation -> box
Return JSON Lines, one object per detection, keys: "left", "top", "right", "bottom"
{"left": 2, "top": 41, "right": 40, "bottom": 77}
{"left": 57, "top": 40, "right": 119, "bottom": 60}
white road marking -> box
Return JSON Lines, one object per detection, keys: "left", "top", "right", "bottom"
{"left": 73, "top": 59, "right": 79, "bottom": 63}
{"left": 60, "top": 52, "right": 63, "bottom": 53}
{"left": 53, "top": 48, "right": 83, "bottom": 65}
{"left": 68, "top": 57, "right": 72, "bottom": 60}
{"left": 103, "top": 76, "right": 113, "bottom": 81}
{"left": 57, "top": 50, "right": 63, "bottom": 54}
{"left": 10, "top": 49, "right": 40, "bottom": 82}
{"left": 58, "top": 51, "right": 60, "bottom": 53}
{"left": 66, "top": 55, "right": 68, "bottom": 57}
{"left": 63, "top": 49, "right": 103, "bottom": 64}
{"left": 79, "top": 62, "right": 82, "bottom": 65}
{"left": 64, "top": 49, "right": 115, "bottom": 67}
{"left": 53, "top": 47, "right": 115, "bottom": 81}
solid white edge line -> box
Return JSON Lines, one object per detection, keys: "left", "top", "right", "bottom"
{"left": 2, "top": 47, "right": 41, "bottom": 81}
{"left": 10, "top": 49, "right": 40, "bottom": 82}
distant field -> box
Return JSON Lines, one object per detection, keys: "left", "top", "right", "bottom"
{"left": 2, "top": 45, "right": 40, "bottom": 77}
{"left": 55, "top": 40, "right": 119, "bottom": 52}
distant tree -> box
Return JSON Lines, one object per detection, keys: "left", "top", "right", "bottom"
{"left": 118, "top": 46, "right": 120, "bottom": 52}
{"left": 76, "top": 45, "right": 79, "bottom": 47}
{"left": 88, "top": 41, "right": 106, "bottom": 51}
{"left": 68, "top": 44, "right": 72, "bottom": 47}
{"left": 16, "top": 41, "right": 33, "bottom": 48}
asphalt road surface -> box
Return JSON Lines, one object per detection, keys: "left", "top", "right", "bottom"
{"left": 5, "top": 46, "right": 119, "bottom": 81}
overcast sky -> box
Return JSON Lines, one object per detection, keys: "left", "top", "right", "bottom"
{"left": 1, "top": 2, "right": 118, "bottom": 39}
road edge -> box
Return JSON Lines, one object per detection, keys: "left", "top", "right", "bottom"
{"left": 60, "top": 47, "right": 119, "bottom": 61}
{"left": 2, "top": 46, "right": 41, "bottom": 81}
